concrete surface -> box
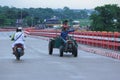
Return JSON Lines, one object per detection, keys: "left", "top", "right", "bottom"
{"left": 0, "top": 32, "right": 120, "bottom": 80}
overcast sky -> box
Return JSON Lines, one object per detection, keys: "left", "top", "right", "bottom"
{"left": 0, "top": 0, "right": 120, "bottom": 9}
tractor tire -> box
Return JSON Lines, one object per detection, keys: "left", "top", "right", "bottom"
{"left": 49, "top": 41, "right": 53, "bottom": 55}
{"left": 60, "top": 46, "right": 64, "bottom": 57}
{"left": 73, "top": 46, "right": 78, "bottom": 57}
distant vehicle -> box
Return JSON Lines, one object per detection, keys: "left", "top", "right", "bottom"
{"left": 44, "top": 18, "right": 61, "bottom": 28}
{"left": 72, "top": 20, "right": 80, "bottom": 28}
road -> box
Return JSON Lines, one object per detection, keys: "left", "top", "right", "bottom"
{"left": 0, "top": 32, "right": 120, "bottom": 80}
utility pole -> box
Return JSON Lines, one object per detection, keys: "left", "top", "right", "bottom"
{"left": 31, "top": 14, "right": 34, "bottom": 27}
{"left": 21, "top": 9, "right": 23, "bottom": 27}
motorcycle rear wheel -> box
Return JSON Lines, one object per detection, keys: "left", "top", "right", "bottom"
{"left": 15, "top": 53, "right": 20, "bottom": 60}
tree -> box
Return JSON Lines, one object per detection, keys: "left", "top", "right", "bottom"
{"left": 0, "top": 6, "right": 91, "bottom": 27}
{"left": 90, "top": 4, "right": 120, "bottom": 31}
{"left": 0, "top": 14, "right": 6, "bottom": 26}
{"left": 63, "top": 7, "right": 74, "bottom": 19}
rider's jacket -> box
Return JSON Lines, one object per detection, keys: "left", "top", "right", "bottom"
{"left": 60, "top": 29, "right": 74, "bottom": 40}
{"left": 14, "top": 32, "right": 25, "bottom": 42}
{"left": 12, "top": 32, "right": 25, "bottom": 48}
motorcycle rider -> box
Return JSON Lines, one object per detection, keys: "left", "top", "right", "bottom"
{"left": 12, "top": 27, "right": 25, "bottom": 54}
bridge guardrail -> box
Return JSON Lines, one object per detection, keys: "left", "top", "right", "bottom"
{"left": 24, "top": 28, "right": 120, "bottom": 51}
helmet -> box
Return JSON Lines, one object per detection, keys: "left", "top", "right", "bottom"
{"left": 18, "top": 27, "right": 22, "bottom": 30}
{"left": 16, "top": 27, "right": 22, "bottom": 32}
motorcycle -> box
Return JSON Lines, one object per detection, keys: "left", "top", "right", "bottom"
{"left": 13, "top": 43, "right": 24, "bottom": 60}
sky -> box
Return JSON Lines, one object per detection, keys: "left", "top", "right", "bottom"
{"left": 0, "top": 0, "right": 120, "bottom": 9}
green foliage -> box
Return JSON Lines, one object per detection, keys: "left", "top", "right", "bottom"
{"left": 0, "top": 14, "right": 6, "bottom": 26}
{"left": 90, "top": 4, "right": 120, "bottom": 32}
{"left": 79, "top": 19, "right": 91, "bottom": 26}
{"left": 0, "top": 6, "right": 90, "bottom": 27}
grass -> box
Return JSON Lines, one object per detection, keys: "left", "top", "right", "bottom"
{"left": 79, "top": 19, "right": 92, "bottom": 27}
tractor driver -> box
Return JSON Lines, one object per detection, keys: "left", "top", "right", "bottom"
{"left": 60, "top": 20, "right": 76, "bottom": 43}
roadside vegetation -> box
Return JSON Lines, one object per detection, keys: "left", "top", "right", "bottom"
{"left": 0, "top": 6, "right": 89, "bottom": 27}
{"left": 90, "top": 4, "right": 120, "bottom": 32}
{"left": 0, "top": 4, "right": 120, "bottom": 32}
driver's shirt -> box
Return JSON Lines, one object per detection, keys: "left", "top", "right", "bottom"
{"left": 14, "top": 32, "right": 25, "bottom": 43}
{"left": 60, "top": 29, "right": 74, "bottom": 40}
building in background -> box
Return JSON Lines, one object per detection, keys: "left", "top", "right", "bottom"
{"left": 44, "top": 17, "right": 61, "bottom": 28}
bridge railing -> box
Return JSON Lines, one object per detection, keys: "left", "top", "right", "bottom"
{"left": 24, "top": 28, "right": 120, "bottom": 51}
